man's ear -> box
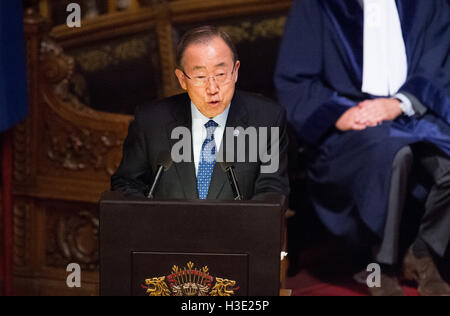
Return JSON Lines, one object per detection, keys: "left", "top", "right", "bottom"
{"left": 233, "top": 60, "right": 241, "bottom": 83}
{"left": 175, "top": 69, "right": 187, "bottom": 90}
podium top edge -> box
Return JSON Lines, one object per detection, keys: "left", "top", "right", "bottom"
{"left": 99, "top": 191, "right": 286, "bottom": 208}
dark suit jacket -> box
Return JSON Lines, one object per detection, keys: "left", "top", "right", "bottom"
{"left": 111, "top": 90, "right": 290, "bottom": 200}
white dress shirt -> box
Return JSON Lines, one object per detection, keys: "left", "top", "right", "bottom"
{"left": 191, "top": 102, "right": 230, "bottom": 176}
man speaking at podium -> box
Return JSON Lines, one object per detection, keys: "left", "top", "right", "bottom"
{"left": 111, "top": 26, "right": 289, "bottom": 201}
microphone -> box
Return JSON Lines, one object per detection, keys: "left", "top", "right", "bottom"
{"left": 147, "top": 152, "right": 173, "bottom": 199}
{"left": 219, "top": 162, "right": 243, "bottom": 201}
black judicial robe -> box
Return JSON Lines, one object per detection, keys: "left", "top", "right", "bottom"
{"left": 275, "top": 0, "right": 450, "bottom": 240}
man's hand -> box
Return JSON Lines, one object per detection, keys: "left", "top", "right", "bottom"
{"left": 335, "top": 98, "right": 403, "bottom": 131}
{"left": 335, "top": 107, "right": 370, "bottom": 131}
{"left": 357, "top": 98, "right": 403, "bottom": 126}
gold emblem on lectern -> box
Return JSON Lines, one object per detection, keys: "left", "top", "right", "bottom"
{"left": 142, "top": 261, "right": 239, "bottom": 296}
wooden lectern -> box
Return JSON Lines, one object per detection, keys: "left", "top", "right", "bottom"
{"left": 99, "top": 191, "right": 287, "bottom": 296}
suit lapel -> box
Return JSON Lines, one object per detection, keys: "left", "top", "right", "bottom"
{"left": 207, "top": 92, "right": 249, "bottom": 200}
{"left": 166, "top": 94, "right": 198, "bottom": 199}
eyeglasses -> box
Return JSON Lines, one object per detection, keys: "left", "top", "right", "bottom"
{"left": 181, "top": 64, "right": 236, "bottom": 87}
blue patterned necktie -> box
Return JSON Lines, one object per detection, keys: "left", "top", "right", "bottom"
{"left": 197, "top": 120, "right": 218, "bottom": 199}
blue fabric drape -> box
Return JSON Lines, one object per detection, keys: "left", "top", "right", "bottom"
{"left": 0, "top": 1, "right": 28, "bottom": 132}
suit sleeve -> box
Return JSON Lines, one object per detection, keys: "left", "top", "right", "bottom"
{"left": 252, "top": 107, "right": 290, "bottom": 200}
{"left": 274, "top": 0, "right": 356, "bottom": 146}
{"left": 397, "top": 0, "right": 450, "bottom": 125}
{"left": 111, "top": 106, "right": 152, "bottom": 197}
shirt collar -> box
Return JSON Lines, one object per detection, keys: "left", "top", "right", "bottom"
{"left": 190, "top": 101, "right": 230, "bottom": 128}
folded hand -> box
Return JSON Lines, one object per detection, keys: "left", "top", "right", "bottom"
{"left": 335, "top": 98, "right": 403, "bottom": 131}
{"left": 356, "top": 98, "right": 403, "bottom": 126}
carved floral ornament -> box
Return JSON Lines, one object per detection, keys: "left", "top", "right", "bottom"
{"left": 40, "top": 39, "right": 74, "bottom": 84}
{"left": 217, "top": 17, "right": 287, "bottom": 44}
{"left": 73, "top": 36, "right": 152, "bottom": 73}
{"left": 43, "top": 108, "right": 125, "bottom": 176}
{"left": 40, "top": 38, "right": 88, "bottom": 110}
{"left": 54, "top": 211, "right": 99, "bottom": 270}
{"left": 46, "top": 119, "right": 123, "bottom": 175}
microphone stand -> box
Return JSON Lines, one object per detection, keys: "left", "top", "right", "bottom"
{"left": 225, "top": 165, "right": 243, "bottom": 201}
{"left": 147, "top": 165, "right": 164, "bottom": 199}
